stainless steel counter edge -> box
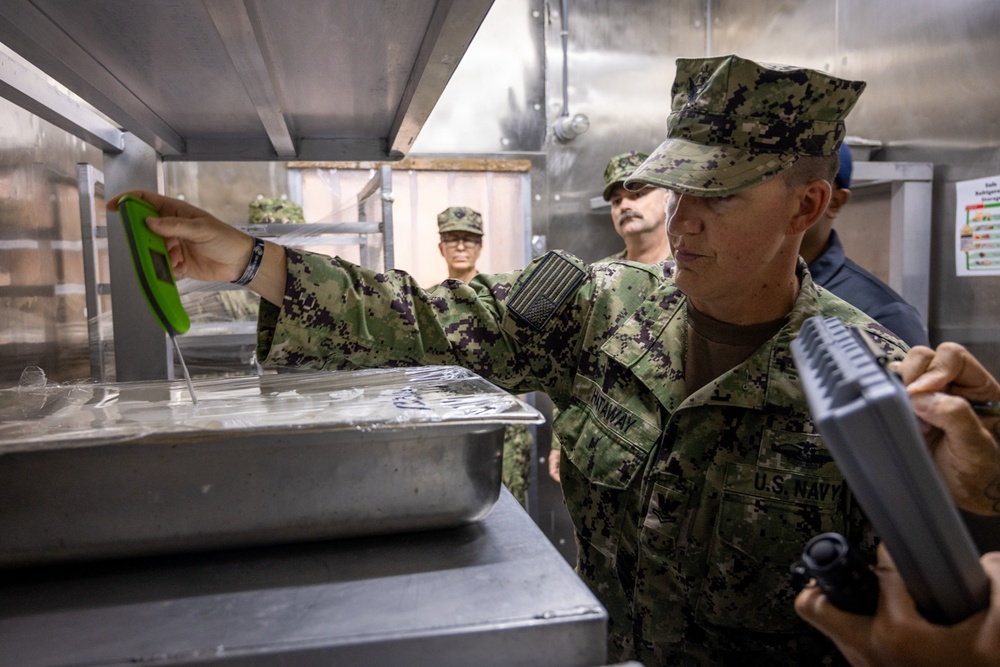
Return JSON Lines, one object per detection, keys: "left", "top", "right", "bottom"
{"left": 0, "top": 489, "right": 608, "bottom": 667}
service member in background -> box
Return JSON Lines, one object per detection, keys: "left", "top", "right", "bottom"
{"left": 109, "top": 54, "right": 907, "bottom": 666}
{"left": 432, "top": 206, "right": 533, "bottom": 508}
{"left": 435, "top": 206, "right": 484, "bottom": 285}
{"left": 796, "top": 342, "right": 1000, "bottom": 667}
{"left": 798, "top": 142, "right": 929, "bottom": 347}
{"left": 547, "top": 151, "right": 672, "bottom": 483}
{"left": 600, "top": 151, "right": 671, "bottom": 263}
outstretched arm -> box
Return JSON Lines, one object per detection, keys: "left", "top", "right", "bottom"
{"left": 107, "top": 190, "right": 287, "bottom": 306}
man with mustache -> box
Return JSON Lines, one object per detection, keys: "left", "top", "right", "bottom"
{"left": 600, "top": 151, "right": 672, "bottom": 264}
{"left": 547, "top": 153, "right": 672, "bottom": 483}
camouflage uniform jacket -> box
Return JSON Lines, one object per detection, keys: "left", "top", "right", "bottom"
{"left": 597, "top": 248, "right": 627, "bottom": 263}
{"left": 256, "top": 249, "right": 908, "bottom": 666}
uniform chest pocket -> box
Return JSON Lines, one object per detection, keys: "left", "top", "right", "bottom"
{"left": 562, "top": 428, "right": 645, "bottom": 490}
{"left": 695, "top": 462, "right": 849, "bottom": 634}
{"left": 560, "top": 407, "right": 649, "bottom": 563}
{"left": 558, "top": 388, "right": 653, "bottom": 491}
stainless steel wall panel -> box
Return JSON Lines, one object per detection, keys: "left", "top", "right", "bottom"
{"left": 831, "top": 0, "right": 1000, "bottom": 372}
{"left": 412, "top": 0, "right": 546, "bottom": 156}
{"left": 711, "top": 0, "right": 838, "bottom": 70}
{"left": 837, "top": 0, "right": 1000, "bottom": 146}
{"left": 541, "top": 0, "right": 704, "bottom": 262}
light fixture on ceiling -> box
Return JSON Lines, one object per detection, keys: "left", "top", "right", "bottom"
{"left": 552, "top": 0, "right": 589, "bottom": 143}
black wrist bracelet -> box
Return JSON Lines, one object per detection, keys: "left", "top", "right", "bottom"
{"left": 232, "top": 237, "right": 265, "bottom": 286}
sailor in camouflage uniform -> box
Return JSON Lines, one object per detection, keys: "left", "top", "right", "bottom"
{"left": 433, "top": 206, "right": 534, "bottom": 507}
{"left": 434, "top": 206, "right": 485, "bottom": 284}
{"left": 549, "top": 152, "right": 674, "bottom": 484}
{"left": 598, "top": 151, "right": 672, "bottom": 264}
{"left": 110, "top": 54, "right": 909, "bottom": 666}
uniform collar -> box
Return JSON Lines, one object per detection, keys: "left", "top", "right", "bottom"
{"left": 603, "top": 262, "right": 824, "bottom": 415}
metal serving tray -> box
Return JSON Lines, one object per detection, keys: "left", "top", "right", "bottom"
{"left": 0, "top": 366, "right": 542, "bottom": 566}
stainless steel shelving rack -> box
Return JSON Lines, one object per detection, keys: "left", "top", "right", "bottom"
{"left": 0, "top": 0, "right": 490, "bottom": 381}
{"left": 76, "top": 163, "right": 396, "bottom": 381}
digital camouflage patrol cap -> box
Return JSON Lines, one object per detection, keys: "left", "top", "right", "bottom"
{"left": 626, "top": 54, "right": 866, "bottom": 197}
{"left": 437, "top": 206, "right": 484, "bottom": 236}
{"left": 602, "top": 151, "right": 649, "bottom": 201}
{"left": 248, "top": 195, "right": 305, "bottom": 224}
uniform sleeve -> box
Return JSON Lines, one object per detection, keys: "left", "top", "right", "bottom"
{"left": 256, "top": 248, "right": 595, "bottom": 398}
{"left": 865, "top": 301, "right": 929, "bottom": 349}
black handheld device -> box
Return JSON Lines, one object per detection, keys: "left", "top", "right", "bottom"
{"left": 790, "top": 532, "right": 879, "bottom": 615}
{"left": 790, "top": 316, "right": 990, "bottom": 624}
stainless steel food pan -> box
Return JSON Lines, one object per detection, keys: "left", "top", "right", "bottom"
{"left": 0, "top": 366, "right": 541, "bottom": 566}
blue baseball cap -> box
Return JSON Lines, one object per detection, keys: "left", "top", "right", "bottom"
{"left": 834, "top": 142, "right": 853, "bottom": 189}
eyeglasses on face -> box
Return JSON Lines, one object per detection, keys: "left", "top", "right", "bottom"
{"left": 440, "top": 234, "right": 482, "bottom": 247}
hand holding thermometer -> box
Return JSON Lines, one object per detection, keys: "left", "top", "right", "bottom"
{"left": 118, "top": 194, "right": 197, "bottom": 404}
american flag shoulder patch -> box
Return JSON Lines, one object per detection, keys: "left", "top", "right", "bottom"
{"left": 508, "top": 253, "right": 586, "bottom": 331}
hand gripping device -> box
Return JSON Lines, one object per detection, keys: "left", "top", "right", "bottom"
{"left": 790, "top": 316, "right": 989, "bottom": 624}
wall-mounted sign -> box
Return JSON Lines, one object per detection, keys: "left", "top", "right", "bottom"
{"left": 956, "top": 175, "right": 1000, "bottom": 276}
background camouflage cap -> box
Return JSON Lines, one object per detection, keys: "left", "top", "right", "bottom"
{"left": 602, "top": 151, "right": 650, "bottom": 200}
{"left": 248, "top": 195, "right": 305, "bottom": 224}
{"left": 626, "top": 54, "right": 866, "bottom": 197}
{"left": 437, "top": 206, "right": 484, "bottom": 235}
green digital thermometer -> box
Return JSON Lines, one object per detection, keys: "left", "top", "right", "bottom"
{"left": 118, "top": 194, "right": 190, "bottom": 336}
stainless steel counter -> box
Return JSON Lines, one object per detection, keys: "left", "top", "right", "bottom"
{"left": 0, "top": 489, "right": 607, "bottom": 667}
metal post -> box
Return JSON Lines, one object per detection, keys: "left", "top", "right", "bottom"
{"left": 76, "top": 163, "right": 106, "bottom": 381}
{"left": 379, "top": 164, "right": 395, "bottom": 271}
{"left": 103, "top": 133, "right": 169, "bottom": 381}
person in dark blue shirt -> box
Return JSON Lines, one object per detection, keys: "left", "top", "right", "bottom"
{"left": 799, "top": 143, "right": 930, "bottom": 348}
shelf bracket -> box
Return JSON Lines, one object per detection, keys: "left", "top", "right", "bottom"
{"left": 205, "top": 0, "right": 297, "bottom": 158}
